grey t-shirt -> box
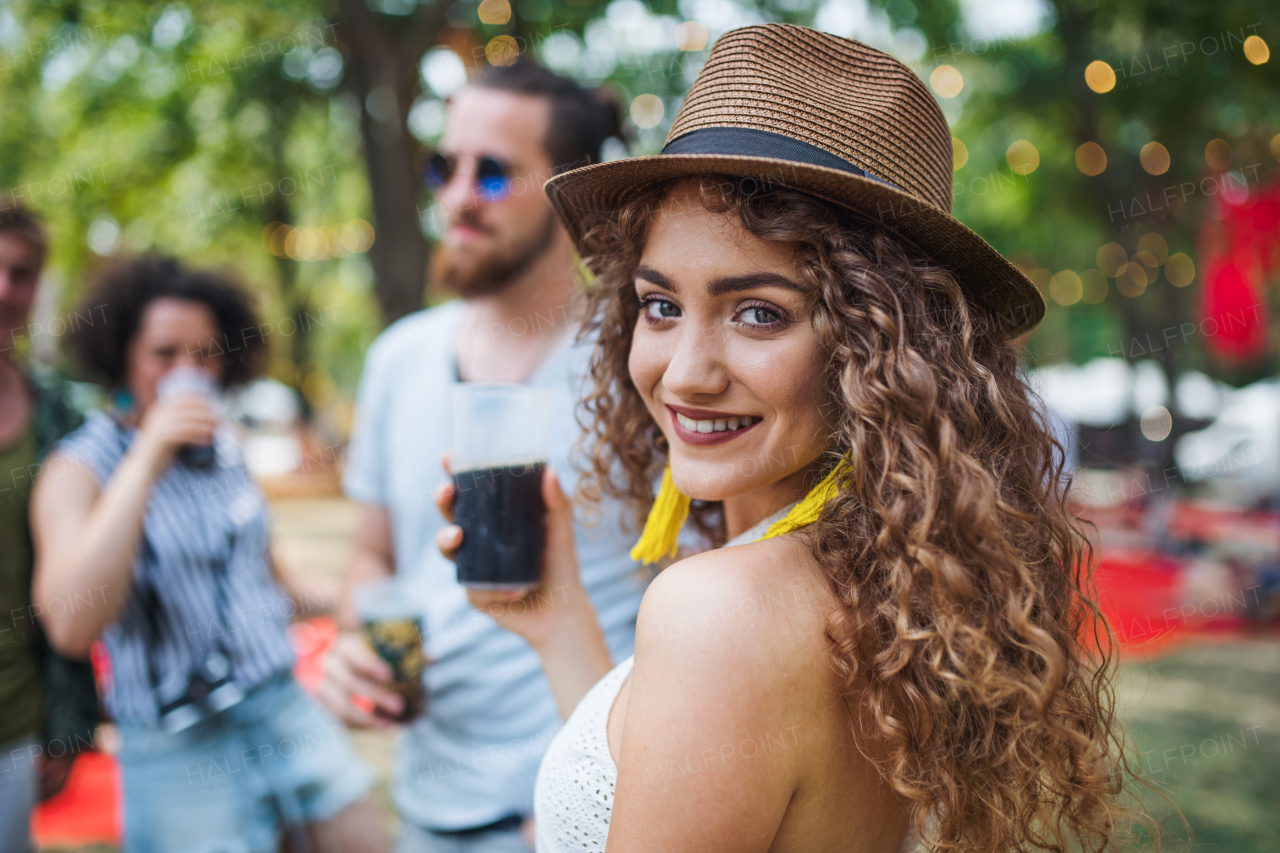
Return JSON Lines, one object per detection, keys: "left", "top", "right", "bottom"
{"left": 343, "top": 301, "right": 648, "bottom": 830}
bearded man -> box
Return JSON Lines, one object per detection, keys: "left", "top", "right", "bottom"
{"left": 319, "top": 60, "right": 646, "bottom": 853}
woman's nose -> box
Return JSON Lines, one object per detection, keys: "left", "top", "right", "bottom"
{"left": 660, "top": 322, "right": 729, "bottom": 400}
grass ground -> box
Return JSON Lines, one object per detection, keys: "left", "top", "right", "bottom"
{"left": 43, "top": 498, "right": 1280, "bottom": 851}
{"left": 1116, "top": 641, "right": 1280, "bottom": 851}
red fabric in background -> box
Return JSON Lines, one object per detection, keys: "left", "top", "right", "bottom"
{"left": 1093, "top": 550, "right": 1184, "bottom": 655}
{"left": 1201, "top": 259, "right": 1267, "bottom": 361}
{"left": 1198, "top": 180, "right": 1280, "bottom": 363}
{"left": 29, "top": 752, "right": 121, "bottom": 848}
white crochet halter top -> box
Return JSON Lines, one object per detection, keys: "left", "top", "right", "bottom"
{"left": 532, "top": 506, "right": 789, "bottom": 852}
{"left": 532, "top": 503, "right": 923, "bottom": 852}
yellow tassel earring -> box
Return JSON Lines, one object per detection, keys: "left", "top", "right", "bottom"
{"left": 758, "top": 462, "right": 845, "bottom": 540}
{"left": 629, "top": 461, "right": 849, "bottom": 565}
{"left": 629, "top": 466, "right": 690, "bottom": 564}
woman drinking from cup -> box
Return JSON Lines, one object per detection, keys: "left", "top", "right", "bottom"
{"left": 30, "top": 256, "right": 386, "bottom": 853}
{"left": 436, "top": 25, "right": 1148, "bottom": 853}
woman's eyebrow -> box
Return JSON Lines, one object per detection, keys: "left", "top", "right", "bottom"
{"left": 707, "top": 272, "right": 805, "bottom": 296}
{"left": 634, "top": 265, "right": 676, "bottom": 293}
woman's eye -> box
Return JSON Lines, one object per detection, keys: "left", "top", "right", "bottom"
{"left": 740, "top": 305, "right": 782, "bottom": 326}
{"left": 642, "top": 298, "right": 680, "bottom": 320}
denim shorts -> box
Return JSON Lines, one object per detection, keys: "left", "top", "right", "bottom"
{"left": 0, "top": 735, "right": 38, "bottom": 853}
{"left": 116, "top": 672, "right": 374, "bottom": 853}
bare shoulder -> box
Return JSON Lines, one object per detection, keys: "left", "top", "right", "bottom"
{"left": 31, "top": 452, "right": 100, "bottom": 531}
{"left": 634, "top": 533, "right": 835, "bottom": 695}
{"left": 613, "top": 535, "right": 838, "bottom": 835}
{"left": 32, "top": 451, "right": 99, "bottom": 500}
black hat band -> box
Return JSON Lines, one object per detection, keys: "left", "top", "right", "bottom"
{"left": 661, "top": 126, "right": 899, "bottom": 190}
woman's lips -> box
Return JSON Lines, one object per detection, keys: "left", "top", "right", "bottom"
{"left": 666, "top": 405, "right": 762, "bottom": 447}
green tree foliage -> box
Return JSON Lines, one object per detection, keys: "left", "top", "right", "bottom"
{"left": 0, "top": 0, "right": 379, "bottom": 412}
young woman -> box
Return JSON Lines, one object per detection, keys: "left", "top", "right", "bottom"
{"left": 436, "top": 24, "right": 1141, "bottom": 853}
{"left": 30, "top": 256, "right": 386, "bottom": 853}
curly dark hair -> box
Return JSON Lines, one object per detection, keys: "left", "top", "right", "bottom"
{"left": 574, "top": 176, "right": 1156, "bottom": 853}
{"left": 66, "top": 254, "right": 267, "bottom": 389}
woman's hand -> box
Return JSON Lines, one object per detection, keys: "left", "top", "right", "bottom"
{"left": 132, "top": 396, "right": 217, "bottom": 474}
{"left": 434, "top": 454, "right": 590, "bottom": 651}
{"left": 435, "top": 454, "right": 614, "bottom": 719}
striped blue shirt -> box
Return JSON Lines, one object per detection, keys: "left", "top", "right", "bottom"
{"left": 54, "top": 411, "right": 294, "bottom": 725}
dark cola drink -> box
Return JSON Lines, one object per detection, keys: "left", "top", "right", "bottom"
{"left": 178, "top": 443, "right": 217, "bottom": 469}
{"left": 156, "top": 367, "right": 220, "bottom": 469}
{"left": 453, "top": 460, "right": 547, "bottom": 588}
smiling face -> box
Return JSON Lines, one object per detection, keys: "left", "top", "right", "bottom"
{"left": 627, "top": 182, "right": 833, "bottom": 513}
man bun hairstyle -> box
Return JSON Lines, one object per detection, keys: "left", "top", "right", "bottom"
{"left": 473, "top": 58, "right": 623, "bottom": 174}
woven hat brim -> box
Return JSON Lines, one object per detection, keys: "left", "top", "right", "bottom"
{"left": 545, "top": 154, "right": 1045, "bottom": 337}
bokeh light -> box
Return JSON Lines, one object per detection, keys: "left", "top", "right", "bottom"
{"left": 674, "top": 21, "right": 708, "bottom": 51}
{"left": 1096, "top": 242, "right": 1127, "bottom": 276}
{"left": 263, "top": 220, "right": 374, "bottom": 261}
{"left": 1141, "top": 406, "right": 1173, "bottom": 441}
{"left": 1080, "top": 269, "right": 1108, "bottom": 304}
{"left": 1204, "top": 138, "right": 1232, "bottom": 171}
{"left": 420, "top": 47, "right": 467, "bottom": 97}
{"left": 630, "top": 94, "right": 664, "bottom": 128}
{"left": 477, "top": 0, "right": 512, "bottom": 25}
{"left": 1050, "top": 270, "right": 1082, "bottom": 306}
{"left": 1006, "top": 140, "right": 1039, "bottom": 175}
{"left": 1165, "top": 252, "right": 1196, "bottom": 287}
{"left": 485, "top": 35, "right": 519, "bottom": 66}
{"left": 1136, "top": 233, "right": 1169, "bottom": 265}
{"left": 1140, "top": 141, "right": 1170, "bottom": 175}
{"left": 1244, "top": 35, "right": 1270, "bottom": 65}
{"left": 1270, "top": 132, "right": 1280, "bottom": 162}
{"left": 930, "top": 65, "right": 964, "bottom": 98}
{"left": 951, "top": 137, "right": 968, "bottom": 170}
{"left": 1075, "top": 141, "right": 1106, "bottom": 175}
{"left": 261, "top": 222, "right": 283, "bottom": 255}
{"left": 1084, "top": 60, "right": 1115, "bottom": 93}
{"left": 1116, "top": 263, "right": 1148, "bottom": 297}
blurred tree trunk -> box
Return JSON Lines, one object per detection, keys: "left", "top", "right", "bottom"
{"left": 334, "top": 0, "right": 448, "bottom": 327}
{"left": 251, "top": 41, "right": 314, "bottom": 420}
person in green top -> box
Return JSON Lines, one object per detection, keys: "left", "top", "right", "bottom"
{"left": 0, "top": 204, "right": 98, "bottom": 853}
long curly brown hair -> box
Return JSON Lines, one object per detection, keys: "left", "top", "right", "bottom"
{"left": 574, "top": 176, "right": 1150, "bottom": 853}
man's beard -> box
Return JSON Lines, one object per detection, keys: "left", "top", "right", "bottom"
{"left": 432, "top": 210, "right": 558, "bottom": 299}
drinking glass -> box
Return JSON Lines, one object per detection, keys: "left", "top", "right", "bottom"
{"left": 450, "top": 384, "right": 555, "bottom": 589}
{"left": 353, "top": 577, "right": 427, "bottom": 722}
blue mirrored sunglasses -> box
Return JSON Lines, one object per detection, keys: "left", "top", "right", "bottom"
{"left": 425, "top": 152, "right": 511, "bottom": 202}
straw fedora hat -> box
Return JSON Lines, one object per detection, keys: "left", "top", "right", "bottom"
{"left": 544, "top": 23, "right": 1045, "bottom": 336}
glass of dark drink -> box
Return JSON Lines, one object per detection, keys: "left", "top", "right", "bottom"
{"left": 155, "top": 366, "right": 219, "bottom": 468}
{"left": 353, "top": 578, "right": 427, "bottom": 723}
{"left": 450, "top": 384, "right": 555, "bottom": 590}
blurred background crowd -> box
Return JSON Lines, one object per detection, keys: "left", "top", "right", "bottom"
{"left": 1, "top": 0, "right": 1279, "bottom": 850}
